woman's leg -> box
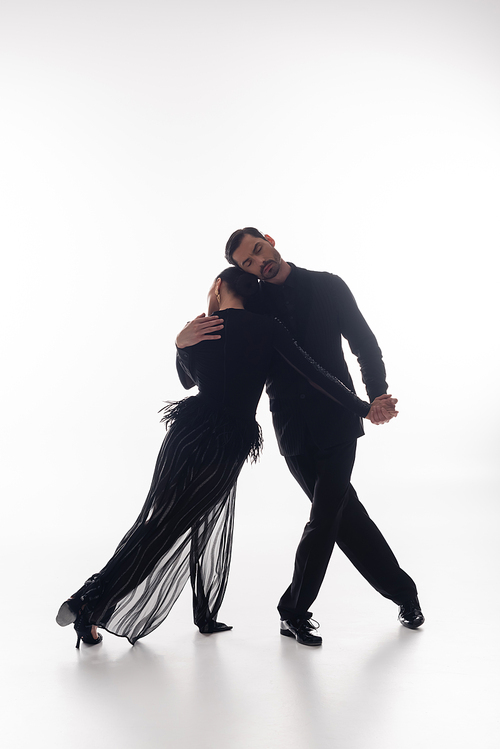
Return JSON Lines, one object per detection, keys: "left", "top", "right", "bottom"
{"left": 190, "top": 484, "right": 237, "bottom": 630}
{"left": 71, "top": 424, "right": 244, "bottom": 643}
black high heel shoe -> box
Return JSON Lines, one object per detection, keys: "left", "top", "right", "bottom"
{"left": 74, "top": 612, "right": 103, "bottom": 649}
{"left": 56, "top": 598, "right": 103, "bottom": 648}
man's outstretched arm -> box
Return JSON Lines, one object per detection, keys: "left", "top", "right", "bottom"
{"left": 332, "top": 275, "right": 389, "bottom": 401}
{"left": 334, "top": 278, "right": 400, "bottom": 423}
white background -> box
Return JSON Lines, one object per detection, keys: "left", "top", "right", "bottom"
{"left": 1, "top": 2, "right": 499, "bottom": 747}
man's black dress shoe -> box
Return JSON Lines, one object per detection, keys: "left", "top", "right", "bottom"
{"left": 398, "top": 599, "right": 425, "bottom": 629}
{"left": 280, "top": 618, "right": 322, "bottom": 646}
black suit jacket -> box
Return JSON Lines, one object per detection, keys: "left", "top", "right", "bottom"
{"left": 250, "top": 264, "right": 388, "bottom": 455}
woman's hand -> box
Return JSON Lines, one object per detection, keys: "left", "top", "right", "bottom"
{"left": 176, "top": 313, "right": 224, "bottom": 348}
{"left": 366, "top": 394, "right": 399, "bottom": 425}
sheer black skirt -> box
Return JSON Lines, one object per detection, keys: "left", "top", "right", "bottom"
{"left": 72, "top": 396, "right": 262, "bottom": 644}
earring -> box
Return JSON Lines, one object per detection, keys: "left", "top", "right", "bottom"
{"left": 216, "top": 290, "right": 221, "bottom": 305}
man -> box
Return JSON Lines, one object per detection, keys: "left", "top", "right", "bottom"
{"left": 176, "top": 228, "right": 423, "bottom": 646}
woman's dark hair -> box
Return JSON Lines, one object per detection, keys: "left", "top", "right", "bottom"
{"left": 225, "top": 227, "right": 265, "bottom": 266}
{"left": 216, "top": 266, "right": 259, "bottom": 301}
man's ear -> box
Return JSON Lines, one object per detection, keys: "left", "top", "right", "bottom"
{"left": 264, "top": 234, "right": 275, "bottom": 247}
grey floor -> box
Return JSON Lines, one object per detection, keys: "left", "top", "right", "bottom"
{"left": 4, "top": 471, "right": 499, "bottom": 749}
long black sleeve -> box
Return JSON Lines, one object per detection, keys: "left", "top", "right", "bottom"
{"left": 332, "top": 276, "right": 388, "bottom": 401}
{"left": 271, "top": 318, "right": 371, "bottom": 418}
{"left": 176, "top": 346, "right": 196, "bottom": 390}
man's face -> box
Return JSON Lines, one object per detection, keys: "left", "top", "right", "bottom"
{"left": 232, "top": 234, "right": 282, "bottom": 281}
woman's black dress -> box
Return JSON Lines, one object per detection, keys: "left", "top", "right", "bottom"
{"left": 71, "top": 309, "right": 370, "bottom": 644}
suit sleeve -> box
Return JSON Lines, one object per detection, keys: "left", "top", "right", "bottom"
{"left": 271, "top": 318, "right": 371, "bottom": 417}
{"left": 332, "top": 276, "right": 388, "bottom": 401}
{"left": 176, "top": 346, "right": 197, "bottom": 390}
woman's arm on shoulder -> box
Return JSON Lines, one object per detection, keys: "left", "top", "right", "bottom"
{"left": 174, "top": 313, "right": 223, "bottom": 390}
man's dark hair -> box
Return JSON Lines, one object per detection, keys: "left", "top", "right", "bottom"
{"left": 225, "top": 227, "right": 266, "bottom": 266}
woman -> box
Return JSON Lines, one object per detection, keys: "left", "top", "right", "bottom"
{"left": 56, "top": 267, "right": 396, "bottom": 647}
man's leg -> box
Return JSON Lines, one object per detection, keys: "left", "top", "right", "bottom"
{"left": 278, "top": 439, "right": 419, "bottom": 621}
{"left": 335, "top": 486, "right": 418, "bottom": 605}
{"left": 278, "top": 440, "right": 356, "bottom": 620}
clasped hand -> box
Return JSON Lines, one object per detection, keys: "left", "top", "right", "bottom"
{"left": 176, "top": 313, "right": 224, "bottom": 348}
{"left": 366, "top": 394, "right": 399, "bottom": 425}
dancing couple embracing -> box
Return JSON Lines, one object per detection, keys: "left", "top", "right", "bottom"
{"left": 56, "top": 227, "right": 424, "bottom": 649}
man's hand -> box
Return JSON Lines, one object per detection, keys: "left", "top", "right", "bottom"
{"left": 366, "top": 394, "right": 399, "bottom": 425}
{"left": 176, "top": 313, "right": 224, "bottom": 349}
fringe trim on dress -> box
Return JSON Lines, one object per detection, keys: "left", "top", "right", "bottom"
{"left": 160, "top": 395, "right": 263, "bottom": 464}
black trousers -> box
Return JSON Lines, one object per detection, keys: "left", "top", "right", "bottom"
{"left": 278, "top": 438, "right": 417, "bottom": 620}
